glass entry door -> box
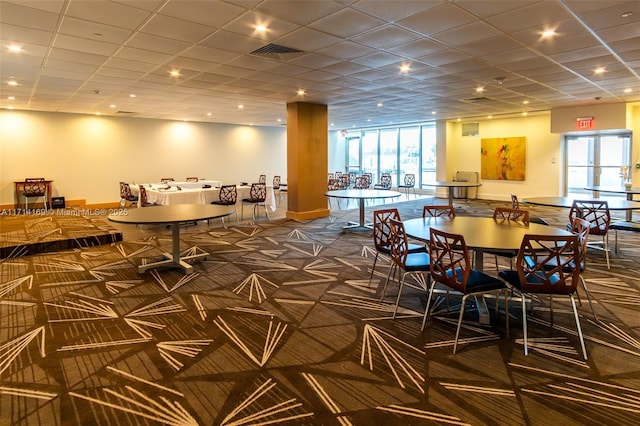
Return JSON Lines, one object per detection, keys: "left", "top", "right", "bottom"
{"left": 566, "top": 133, "right": 631, "bottom": 197}
{"left": 346, "top": 136, "right": 361, "bottom": 176}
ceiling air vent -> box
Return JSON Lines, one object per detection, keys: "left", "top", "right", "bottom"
{"left": 463, "top": 96, "right": 495, "bottom": 103}
{"left": 250, "top": 43, "right": 305, "bottom": 60}
{"left": 116, "top": 111, "right": 136, "bottom": 115}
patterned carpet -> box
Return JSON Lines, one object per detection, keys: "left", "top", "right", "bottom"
{"left": 1, "top": 198, "right": 640, "bottom": 425}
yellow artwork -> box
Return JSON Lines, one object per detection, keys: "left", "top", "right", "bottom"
{"left": 481, "top": 137, "right": 526, "bottom": 181}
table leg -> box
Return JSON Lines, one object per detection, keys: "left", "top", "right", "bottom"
{"left": 343, "top": 198, "right": 373, "bottom": 232}
{"left": 627, "top": 193, "right": 633, "bottom": 221}
{"left": 473, "top": 249, "right": 490, "bottom": 325}
{"left": 137, "top": 223, "right": 209, "bottom": 274}
{"left": 448, "top": 188, "right": 454, "bottom": 206}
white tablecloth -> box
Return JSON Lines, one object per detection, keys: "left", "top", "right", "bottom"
{"left": 130, "top": 180, "right": 222, "bottom": 197}
{"left": 142, "top": 185, "right": 276, "bottom": 211}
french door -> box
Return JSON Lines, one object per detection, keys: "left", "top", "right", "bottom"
{"left": 566, "top": 133, "right": 631, "bottom": 197}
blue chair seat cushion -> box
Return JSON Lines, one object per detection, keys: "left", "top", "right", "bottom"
{"left": 464, "top": 270, "right": 507, "bottom": 293}
{"left": 378, "top": 243, "right": 425, "bottom": 255}
{"left": 404, "top": 252, "right": 431, "bottom": 271}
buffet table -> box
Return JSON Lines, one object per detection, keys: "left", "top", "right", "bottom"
{"left": 136, "top": 185, "right": 276, "bottom": 211}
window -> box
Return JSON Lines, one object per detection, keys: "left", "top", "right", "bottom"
{"left": 344, "top": 123, "right": 436, "bottom": 187}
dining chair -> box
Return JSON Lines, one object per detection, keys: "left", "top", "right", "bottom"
{"left": 387, "top": 218, "right": 431, "bottom": 320}
{"left": 273, "top": 175, "right": 282, "bottom": 202}
{"left": 138, "top": 185, "right": 159, "bottom": 207}
{"left": 258, "top": 174, "right": 266, "bottom": 184}
{"left": 242, "top": 183, "right": 269, "bottom": 221}
{"left": 422, "top": 204, "right": 456, "bottom": 219}
{"left": 119, "top": 182, "right": 138, "bottom": 207}
{"left": 362, "top": 173, "right": 372, "bottom": 188}
{"left": 370, "top": 209, "right": 426, "bottom": 294}
{"left": 425, "top": 228, "right": 510, "bottom": 353}
{"left": 511, "top": 194, "right": 548, "bottom": 225}
{"left": 160, "top": 178, "right": 174, "bottom": 183}
{"left": 22, "top": 178, "right": 49, "bottom": 211}
{"left": 211, "top": 184, "right": 238, "bottom": 226}
{"left": 498, "top": 233, "right": 587, "bottom": 360}
{"left": 398, "top": 173, "right": 416, "bottom": 197}
{"left": 186, "top": 177, "right": 199, "bottom": 182}
{"left": 488, "top": 207, "right": 530, "bottom": 271}
{"left": 569, "top": 200, "right": 611, "bottom": 269}
{"left": 373, "top": 173, "right": 392, "bottom": 190}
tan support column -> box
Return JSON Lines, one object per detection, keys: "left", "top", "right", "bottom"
{"left": 286, "top": 102, "right": 330, "bottom": 221}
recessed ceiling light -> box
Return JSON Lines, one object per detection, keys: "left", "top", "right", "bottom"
{"left": 7, "top": 106, "right": 14, "bottom": 110}
{"left": 109, "top": 104, "right": 116, "bottom": 108}
{"left": 207, "top": 112, "right": 212, "bottom": 116}
{"left": 624, "top": 88, "right": 632, "bottom": 93}
{"left": 256, "top": 24, "right": 267, "bottom": 32}
{"left": 8, "top": 45, "right": 22, "bottom": 52}
{"left": 129, "top": 93, "right": 136, "bottom": 98}
{"left": 541, "top": 29, "right": 556, "bottom": 38}
{"left": 523, "top": 100, "right": 529, "bottom": 105}
{"left": 296, "top": 89, "right": 305, "bottom": 96}
{"left": 622, "top": 11, "right": 633, "bottom": 18}
{"left": 487, "top": 115, "right": 493, "bottom": 119}
{"left": 377, "top": 102, "right": 383, "bottom": 107}
{"left": 594, "top": 67, "right": 606, "bottom": 74}
{"left": 400, "top": 64, "right": 410, "bottom": 73}
{"left": 169, "top": 70, "right": 180, "bottom": 77}
{"left": 8, "top": 96, "right": 15, "bottom": 100}
{"left": 476, "top": 86, "right": 485, "bottom": 93}
{"left": 522, "top": 112, "right": 528, "bottom": 117}
{"left": 7, "top": 80, "right": 17, "bottom": 86}
{"left": 277, "top": 118, "right": 282, "bottom": 122}
{"left": 431, "top": 111, "right": 436, "bottom": 115}
{"left": 238, "top": 104, "right": 244, "bottom": 109}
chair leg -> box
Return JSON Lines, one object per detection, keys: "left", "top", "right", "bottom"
{"left": 570, "top": 294, "right": 588, "bottom": 360}
{"left": 604, "top": 235, "right": 610, "bottom": 269}
{"left": 392, "top": 274, "right": 407, "bottom": 318}
{"left": 549, "top": 294, "right": 554, "bottom": 327}
{"left": 421, "top": 280, "right": 437, "bottom": 331}
{"left": 380, "top": 263, "right": 395, "bottom": 301}
{"left": 522, "top": 294, "right": 529, "bottom": 356}
{"left": 503, "top": 289, "right": 510, "bottom": 338}
{"left": 453, "top": 295, "right": 469, "bottom": 354}
{"left": 368, "top": 252, "right": 380, "bottom": 287}
{"left": 579, "top": 275, "right": 598, "bottom": 321}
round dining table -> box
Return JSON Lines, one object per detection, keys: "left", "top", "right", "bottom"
{"left": 403, "top": 215, "right": 572, "bottom": 324}
{"left": 421, "top": 181, "right": 482, "bottom": 205}
{"left": 523, "top": 196, "right": 640, "bottom": 211}
{"left": 325, "top": 189, "right": 401, "bottom": 232}
{"left": 109, "top": 204, "right": 235, "bottom": 274}
{"left": 583, "top": 186, "right": 640, "bottom": 221}
{"left": 403, "top": 216, "right": 571, "bottom": 273}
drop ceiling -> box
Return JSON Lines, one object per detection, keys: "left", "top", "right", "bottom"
{"left": 1, "top": 0, "right": 639, "bottom": 129}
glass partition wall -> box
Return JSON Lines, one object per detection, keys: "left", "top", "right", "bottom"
{"left": 342, "top": 124, "right": 436, "bottom": 189}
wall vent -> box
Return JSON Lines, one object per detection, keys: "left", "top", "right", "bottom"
{"left": 250, "top": 43, "right": 305, "bottom": 60}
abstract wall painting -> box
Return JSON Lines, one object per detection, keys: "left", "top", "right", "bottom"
{"left": 480, "top": 137, "right": 526, "bottom": 181}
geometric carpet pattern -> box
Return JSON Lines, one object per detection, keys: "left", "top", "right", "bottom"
{"left": 1, "top": 198, "right": 640, "bottom": 425}
{"left": 0, "top": 213, "right": 123, "bottom": 260}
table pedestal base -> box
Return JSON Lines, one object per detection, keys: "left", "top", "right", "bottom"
{"left": 138, "top": 246, "right": 209, "bottom": 274}
{"left": 342, "top": 221, "right": 373, "bottom": 232}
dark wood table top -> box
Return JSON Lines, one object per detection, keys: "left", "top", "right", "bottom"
{"left": 324, "top": 189, "right": 401, "bottom": 199}
{"left": 584, "top": 185, "right": 640, "bottom": 194}
{"left": 523, "top": 196, "right": 640, "bottom": 210}
{"left": 403, "top": 216, "right": 571, "bottom": 251}
{"left": 108, "top": 204, "right": 235, "bottom": 225}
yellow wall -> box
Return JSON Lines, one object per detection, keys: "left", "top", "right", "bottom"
{"left": 445, "top": 112, "right": 562, "bottom": 201}
{"left": 0, "top": 111, "right": 286, "bottom": 207}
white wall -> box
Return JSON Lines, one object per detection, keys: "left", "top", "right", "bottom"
{"left": 1, "top": 111, "right": 287, "bottom": 205}
{"left": 442, "top": 113, "right": 562, "bottom": 201}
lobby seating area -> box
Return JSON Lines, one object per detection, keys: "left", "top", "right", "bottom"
{"left": 2, "top": 195, "right": 640, "bottom": 425}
